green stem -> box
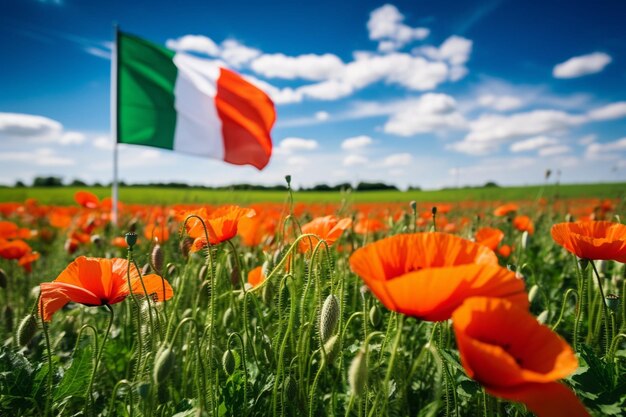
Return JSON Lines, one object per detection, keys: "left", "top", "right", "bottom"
{"left": 87, "top": 304, "right": 114, "bottom": 415}
{"left": 590, "top": 260, "right": 610, "bottom": 356}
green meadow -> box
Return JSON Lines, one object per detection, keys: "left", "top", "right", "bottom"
{"left": 0, "top": 182, "right": 624, "bottom": 205}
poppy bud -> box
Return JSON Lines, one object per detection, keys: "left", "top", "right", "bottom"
{"left": 223, "top": 307, "right": 235, "bottom": 329}
{"left": 151, "top": 244, "right": 164, "bottom": 275}
{"left": 137, "top": 381, "right": 151, "bottom": 399}
{"left": 17, "top": 314, "right": 38, "bottom": 347}
{"left": 369, "top": 305, "right": 382, "bottom": 328}
{"left": 125, "top": 232, "right": 138, "bottom": 248}
{"left": 521, "top": 231, "right": 529, "bottom": 250}
{"left": 528, "top": 285, "right": 539, "bottom": 304}
{"left": 536, "top": 310, "right": 549, "bottom": 324}
{"left": 348, "top": 349, "right": 367, "bottom": 397}
{"left": 285, "top": 175, "right": 292, "bottom": 187}
{"left": 142, "top": 263, "right": 151, "bottom": 276}
{"left": 154, "top": 346, "right": 175, "bottom": 384}
{"left": 166, "top": 263, "right": 176, "bottom": 277}
{"left": 323, "top": 334, "right": 340, "bottom": 364}
{"left": 0, "top": 268, "right": 7, "bottom": 289}
{"left": 90, "top": 234, "right": 103, "bottom": 246}
{"left": 180, "top": 236, "right": 193, "bottom": 259}
{"left": 222, "top": 349, "right": 236, "bottom": 375}
{"left": 606, "top": 294, "right": 619, "bottom": 313}
{"left": 4, "top": 305, "right": 14, "bottom": 333}
{"left": 409, "top": 200, "right": 417, "bottom": 211}
{"left": 431, "top": 206, "right": 437, "bottom": 216}
{"left": 127, "top": 219, "right": 138, "bottom": 233}
{"left": 319, "top": 294, "right": 340, "bottom": 343}
{"left": 565, "top": 213, "right": 574, "bottom": 223}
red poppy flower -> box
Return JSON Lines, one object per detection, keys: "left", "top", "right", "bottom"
{"left": 74, "top": 191, "right": 100, "bottom": 209}
{"left": 299, "top": 215, "right": 352, "bottom": 253}
{"left": 0, "top": 239, "right": 32, "bottom": 260}
{"left": 513, "top": 215, "right": 535, "bottom": 235}
{"left": 0, "top": 221, "right": 19, "bottom": 240}
{"left": 39, "top": 256, "right": 174, "bottom": 321}
{"left": 18, "top": 252, "right": 40, "bottom": 273}
{"left": 494, "top": 203, "right": 519, "bottom": 217}
{"left": 452, "top": 297, "right": 589, "bottom": 417}
{"left": 185, "top": 206, "right": 255, "bottom": 250}
{"left": 475, "top": 227, "right": 504, "bottom": 251}
{"left": 349, "top": 233, "right": 528, "bottom": 321}
{"left": 551, "top": 221, "right": 626, "bottom": 263}
{"left": 248, "top": 266, "right": 265, "bottom": 287}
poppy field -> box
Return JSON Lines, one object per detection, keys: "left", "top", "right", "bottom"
{"left": 0, "top": 185, "right": 625, "bottom": 417}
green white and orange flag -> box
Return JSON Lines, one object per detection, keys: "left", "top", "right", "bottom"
{"left": 116, "top": 31, "right": 275, "bottom": 170}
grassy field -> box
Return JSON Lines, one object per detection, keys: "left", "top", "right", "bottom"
{"left": 0, "top": 181, "right": 624, "bottom": 205}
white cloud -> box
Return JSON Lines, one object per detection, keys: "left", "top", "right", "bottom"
{"left": 341, "top": 135, "right": 373, "bottom": 150}
{"left": 286, "top": 156, "right": 309, "bottom": 166}
{"left": 510, "top": 136, "right": 559, "bottom": 152}
{"left": 553, "top": 52, "right": 612, "bottom": 78}
{"left": 384, "top": 93, "right": 466, "bottom": 136}
{"left": 538, "top": 145, "right": 571, "bottom": 157}
{"left": 0, "top": 148, "right": 74, "bottom": 166}
{"left": 166, "top": 35, "right": 220, "bottom": 56}
{"left": 419, "top": 35, "right": 472, "bottom": 66}
{"left": 578, "top": 134, "right": 597, "bottom": 145}
{"left": 450, "top": 110, "right": 586, "bottom": 155}
{"left": 250, "top": 53, "right": 344, "bottom": 80}
{"left": 220, "top": 39, "right": 261, "bottom": 67}
{"left": 297, "top": 79, "right": 355, "bottom": 101}
{"left": 382, "top": 153, "right": 413, "bottom": 166}
{"left": 367, "top": 4, "right": 429, "bottom": 52}
{"left": 587, "top": 102, "right": 626, "bottom": 121}
{"left": 586, "top": 137, "right": 626, "bottom": 155}
{"left": 59, "top": 131, "right": 85, "bottom": 145}
{"left": 276, "top": 137, "right": 319, "bottom": 154}
{"left": 315, "top": 111, "right": 330, "bottom": 121}
{"left": 0, "top": 112, "right": 62, "bottom": 139}
{"left": 478, "top": 94, "right": 524, "bottom": 111}
{"left": 165, "top": 36, "right": 260, "bottom": 67}
{"left": 343, "top": 155, "right": 369, "bottom": 166}
{"left": 84, "top": 46, "right": 111, "bottom": 60}
{"left": 93, "top": 135, "right": 114, "bottom": 150}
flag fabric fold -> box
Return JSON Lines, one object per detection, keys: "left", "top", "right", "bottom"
{"left": 116, "top": 31, "right": 275, "bottom": 170}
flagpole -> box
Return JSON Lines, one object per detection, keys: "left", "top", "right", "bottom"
{"left": 111, "top": 23, "right": 119, "bottom": 227}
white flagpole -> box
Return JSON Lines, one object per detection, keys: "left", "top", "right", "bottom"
{"left": 111, "top": 24, "right": 119, "bottom": 227}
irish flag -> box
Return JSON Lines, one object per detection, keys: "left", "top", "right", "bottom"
{"left": 116, "top": 31, "right": 275, "bottom": 170}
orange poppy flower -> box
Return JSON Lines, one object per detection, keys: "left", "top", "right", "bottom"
{"left": 248, "top": 266, "right": 265, "bottom": 287}
{"left": 144, "top": 223, "right": 170, "bottom": 243}
{"left": 299, "top": 215, "right": 352, "bottom": 253}
{"left": 39, "top": 256, "right": 174, "bottom": 321}
{"left": 185, "top": 206, "right": 255, "bottom": 250}
{"left": 452, "top": 297, "right": 589, "bottom": 417}
{"left": 74, "top": 191, "right": 100, "bottom": 209}
{"left": 111, "top": 236, "right": 129, "bottom": 248}
{"left": 513, "top": 215, "right": 535, "bottom": 235}
{"left": 498, "top": 244, "right": 512, "bottom": 258}
{"left": 349, "top": 233, "right": 528, "bottom": 321}
{"left": 475, "top": 227, "right": 504, "bottom": 251}
{"left": 0, "top": 239, "right": 32, "bottom": 260}
{"left": 494, "top": 203, "right": 519, "bottom": 217}
{"left": 0, "top": 221, "right": 19, "bottom": 240}
{"left": 354, "top": 218, "right": 386, "bottom": 235}
{"left": 18, "top": 252, "right": 40, "bottom": 273}
{"left": 551, "top": 221, "right": 626, "bottom": 263}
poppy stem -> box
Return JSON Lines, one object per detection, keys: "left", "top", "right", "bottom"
{"left": 87, "top": 304, "right": 114, "bottom": 416}
{"left": 590, "top": 260, "right": 610, "bottom": 356}
{"left": 39, "top": 297, "right": 53, "bottom": 417}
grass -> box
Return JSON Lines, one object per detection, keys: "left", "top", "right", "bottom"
{"left": 0, "top": 181, "right": 624, "bottom": 205}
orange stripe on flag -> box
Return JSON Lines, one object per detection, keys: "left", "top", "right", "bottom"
{"left": 215, "top": 68, "right": 275, "bottom": 170}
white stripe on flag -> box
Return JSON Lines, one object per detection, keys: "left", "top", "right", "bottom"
{"left": 172, "top": 53, "right": 224, "bottom": 159}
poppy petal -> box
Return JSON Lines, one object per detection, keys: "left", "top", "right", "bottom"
{"left": 487, "top": 382, "right": 590, "bottom": 417}
{"left": 40, "top": 282, "right": 101, "bottom": 321}
{"left": 129, "top": 273, "right": 174, "bottom": 302}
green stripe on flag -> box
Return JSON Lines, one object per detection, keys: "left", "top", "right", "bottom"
{"left": 117, "top": 32, "right": 178, "bottom": 149}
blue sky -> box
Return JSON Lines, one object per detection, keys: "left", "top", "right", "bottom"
{"left": 1, "top": 0, "right": 626, "bottom": 189}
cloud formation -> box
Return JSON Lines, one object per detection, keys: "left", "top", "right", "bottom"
{"left": 367, "top": 4, "right": 430, "bottom": 52}
{"left": 553, "top": 52, "right": 612, "bottom": 78}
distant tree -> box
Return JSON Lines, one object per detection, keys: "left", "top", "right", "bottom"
{"left": 355, "top": 182, "right": 398, "bottom": 191}
{"left": 70, "top": 179, "right": 88, "bottom": 187}
{"left": 14, "top": 180, "right": 26, "bottom": 188}
{"left": 483, "top": 181, "right": 499, "bottom": 188}
{"left": 33, "top": 176, "right": 63, "bottom": 187}
{"left": 407, "top": 185, "right": 422, "bottom": 191}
